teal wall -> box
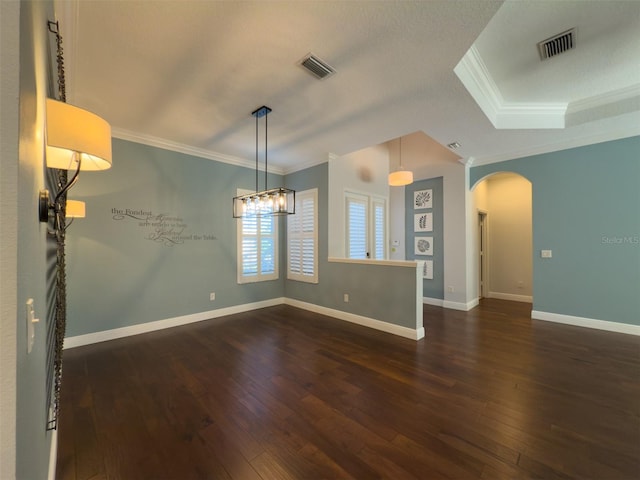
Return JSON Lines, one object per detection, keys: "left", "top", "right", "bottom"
{"left": 470, "top": 136, "right": 640, "bottom": 325}
{"left": 286, "top": 163, "right": 419, "bottom": 330}
{"left": 67, "top": 139, "right": 285, "bottom": 337}
{"left": 14, "top": 1, "right": 57, "bottom": 478}
{"left": 284, "top": 163, "right": 329, "bottom": 299}
{"left": 405, "top": 177, "right": 444, "bottom": 299}
{"left": 68, "top": 142, "right": 419, "bottom": 338}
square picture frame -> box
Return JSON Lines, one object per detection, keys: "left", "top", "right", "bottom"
{"left": 422, "top": 260, "right": 433, "bottom": 280}
{"left": 414, "top": 236, "right": 433, "bottom": 256}
{"left": 414, "top": 189, "right": 432, "bottom": 209}
{"left": 414, "top": 212, "right": 433, "bottom": 232}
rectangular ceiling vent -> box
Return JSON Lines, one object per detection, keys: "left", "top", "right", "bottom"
{"left": 538, "top": 28, "right": 576, "bottom": 60}
{"left": 299, "top": 53, "right": 336, "bottom": 80}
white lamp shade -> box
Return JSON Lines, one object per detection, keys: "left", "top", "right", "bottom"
{"left": 388, "top": 170, "right": 414, "bottom": 186}
{"left": 46, "top": 98, "right": 112, "bottom": 171}
{"left": 66, "top": 200, "right": 86, "bottom": 218}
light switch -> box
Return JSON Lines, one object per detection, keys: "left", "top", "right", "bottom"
{"left": 541, "top": 250, "right": 553, "bottom": 258}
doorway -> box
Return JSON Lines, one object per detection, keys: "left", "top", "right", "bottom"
{"left": 478, "top": 211, "right": 488, "bottom": 299}
{"left": 472, "top": 172, "right": 532, "bottom": 304}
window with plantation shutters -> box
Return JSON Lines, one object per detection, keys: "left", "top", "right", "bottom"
{"left": 288, "top": 189, "right": 318, "bottom": 283}
{"left": 372, "top": 198, "right": 387, "bottom": 260}
{"left": 237, "top": 189, "right": 278, "bottom": 283}
{"left": 345, "top": 191, "right": 387, "bottom": 260}
{"left": 346, "top": 193, "right": 368, "bottom": 259}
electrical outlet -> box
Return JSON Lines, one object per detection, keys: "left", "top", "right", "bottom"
{"left": 210, "top": 292, "right": 216, "bottom": 301}
{"left": 343, "top": 293, "right": 349, "bottom": 303}
{"left": 541, "top": 250, "right": 552, "bottom": 258}
{"left": 447, "top": 286, "right": 454, "bottom": 293}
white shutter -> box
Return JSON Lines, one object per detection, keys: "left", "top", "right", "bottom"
{"left": 241, "top": 215, "right": 258, "bottom": 276}
{"left": 372, "top": 198, "right": 386, "bottom": 260}
{"left": 288, "top": 189, "right": 318, "bottom": 283}
{"left": 345, "top": 192, "right": 387, "bottom": 261}
{"left": 346, "top": 193, "right": 368, "bottom": 259}
{"left": 237, "top": 189, "right": 278, "bottom": 283}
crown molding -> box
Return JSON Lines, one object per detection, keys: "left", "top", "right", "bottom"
{"left": 455, "top": 45, "right": 640, "bottom": 131}
{"left": 282, "top": 155, "right": 330, "bottom": 175}
{"left": 111, "top": 127, "right": 286, "bottom": 175}
{"left": 494, "top": 102, "right": 567, "bottom": 129}
{"left": 568, "top": 84, "right": 640, "bottom": 114}
{"left": 455, "top": 46, "right": 567, "bottom": 129}
{"left": 454, "top": 46, "right": 501, "bottom": 125}
{"left": 470, "top": 123, "right": 640, "bottom": 167}
{"left": 566, "top": 84, "right": 640, "bottom": 127}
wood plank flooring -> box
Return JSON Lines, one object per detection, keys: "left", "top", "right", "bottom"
{"left": 56, "top": 299, "right": 640, "bottom": 479}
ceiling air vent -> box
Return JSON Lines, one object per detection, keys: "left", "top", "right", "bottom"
{"left": 299, "top": 53, "right": 336, "bottom": 80}
{"left": 538, "top": 28, "right": 576, "bottom": 60}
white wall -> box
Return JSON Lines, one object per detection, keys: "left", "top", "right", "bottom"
{"left": 488, "top": 173, "right": 533, "bottom": 299}
{"left": 328, "top": 145, "right": 390, "bottom": 258}
{"left": 474, "top": 178, "right": 488, "bottom": 211}
{"left": 469, "top": 176, "right": 487, "bottom": 299}
{"left": 388, "top": 184, "right": 406, "bottom": 260}
{"left": 394, "top": 133, "right": 472, "bottom": 309}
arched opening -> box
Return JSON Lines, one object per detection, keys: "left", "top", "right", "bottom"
{"left": 471, "top": 172, "right": 533, "bottom": 304}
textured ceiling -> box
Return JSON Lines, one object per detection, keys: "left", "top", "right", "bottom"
{"left": 58, "top": 0, "right": 640, "bottom": 172}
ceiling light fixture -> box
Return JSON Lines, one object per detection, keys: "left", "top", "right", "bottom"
{"left": 388, "top": 136, "right": 413, "bottom": 187}
{"left": 233, "top": 106, "right": 295, "bottom": 218}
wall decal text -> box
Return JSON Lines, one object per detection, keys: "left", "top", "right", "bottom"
{"left": 111, "top": 208, "right": 217, "bottom": 246}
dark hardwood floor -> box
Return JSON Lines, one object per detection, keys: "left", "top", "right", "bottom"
{"left": 56, "top": 299, "right": 640, "bottom": 479}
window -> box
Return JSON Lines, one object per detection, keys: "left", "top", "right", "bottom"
{"left": 288, "top": 188, "right": 318, "bottom": 283}
{"left": 346, "top": 192, "right": 368, "bottom": 259}
{"left": 345, "top": 191, "right": 387, "bottom": 260}
{"left": 372, "top": 197, "right": 386, "bottom": 259}
{"left": 237, "top": 190, "right": 278, "bottom": 283}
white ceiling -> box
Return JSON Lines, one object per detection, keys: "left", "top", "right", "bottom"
{"left": 57, "top": 0, "right": 640, "bottom": 173}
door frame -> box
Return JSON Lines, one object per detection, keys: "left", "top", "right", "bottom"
{"left": 478, "top": 210, "right": 488, "bottom": 299}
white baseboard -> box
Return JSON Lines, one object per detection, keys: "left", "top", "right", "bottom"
{"left": 48, "top": 428, "right": 57, "bottom": 480}
{"left": 532, "top": 310, "right": 640, "bottom": 336}
{"left": 423, "top": 297, "right": 444, "bottom": 307}
{"left": 285, "top": 298, "right": 425, "bottom": 340}
{"left": 489, "top": 291, "right": 533, "bottom": 303}
{"left": 64, "top": 298, "right": 286, "bottom": 349}
{"left": 443, "top": 298, "right": 479, "bottom": 311}
{"left": 424, "top": 297, "right": 479, "bottom": 311}
{"left": 65, "top": 296, "right": 426, "bottom": 348}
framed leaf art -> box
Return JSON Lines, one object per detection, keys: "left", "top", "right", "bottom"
{"left": 414, "top": 212, "right": 433, "bottom": 232}
{"left": 414, "top": 236, "right": 433, "bottom": 256}
{"left": 422, "top": 260, "right": 434, "bottom": 280}
{"left": 414, "top": 189, "right": 432, "bottom": 209}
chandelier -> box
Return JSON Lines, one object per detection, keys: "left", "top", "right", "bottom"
{"left": 233, "top": 106, "right": 295, "bottom": 217}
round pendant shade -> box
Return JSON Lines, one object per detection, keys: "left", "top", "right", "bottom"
{"left": 388, "top": 170, "right": 414, "bottom": 186}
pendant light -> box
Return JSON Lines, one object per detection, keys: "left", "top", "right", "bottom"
{"left": 388, "top": 136, "right": 413, "bottom": 186}
{"left": 233, "top": 106, "right": 295, "bottom": 217}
